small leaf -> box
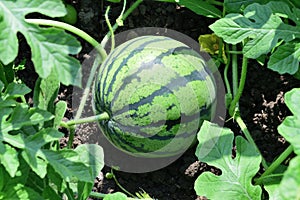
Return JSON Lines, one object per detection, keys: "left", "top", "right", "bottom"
{"left": 4, "top": 82, "right": 31, "bottom": 99}
{"left": 42, "top": 149, "right": 94, "bottom": 183}
{"left": 1, "top": 103, "right": 53, "bottom": 135}
{"left": 53, "top": 101, "right": 67, "bottom": 128}
{"left": 21, "top": 128, "right": 63, "bottom": 178}
{"left": 43, "top": 186, "right": 62, "bottom": 200}
{"left": 103, "top": 192, "right": 127, "bottom": 200}
{"left": 178, "top": 0, "right": 222, "bottom": 18}
{"left": 278, "top": 156, "right": 300, "bottom": 199}
{"left": 33, "top": 71, "right": 60, "bottom": 113}
{"left": 0, "top": 143, "right": 19, "bottom": 177}
{"left": 194, "top": 121, "right": 262, "bottom": 199}
{"left": 278, "top": 88, "right": 300, "bottom": 155}
{"left": 268, "top": 42, "right": 300, "bottom": 75}
{"left": 1, "top": 183, "right": 42, "bottom": 200}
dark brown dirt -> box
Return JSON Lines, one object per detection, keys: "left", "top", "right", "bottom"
{"left": 16, "top": 0, "right": 300, "bottom": 199}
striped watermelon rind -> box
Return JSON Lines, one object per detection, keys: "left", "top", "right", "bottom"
{"left": 93, "top": 35, "right": 216, "bottom": 157}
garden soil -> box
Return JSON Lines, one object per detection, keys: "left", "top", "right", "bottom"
{"left": 17, "top": 0, "right": 300, "bottom": 199}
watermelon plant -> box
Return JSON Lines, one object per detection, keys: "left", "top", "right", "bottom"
{"left": 1, "top": 0, "right": 300, "bottom": 199}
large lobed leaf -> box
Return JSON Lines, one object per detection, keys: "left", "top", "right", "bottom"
{"left": 0, "top": 0, "right": 82, "bottom": 86}
{"left": 194, "top": 121, "right": 262, "bottom": 199}
{"left": 210, "top": 2, "right": 300, "bottom": 75}
{"left": 210, "top": 2, "right": 300, "bottom": 59}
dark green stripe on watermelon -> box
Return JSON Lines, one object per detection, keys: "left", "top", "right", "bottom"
{"left": 94, "top": 36, "right": 216, "bottom": 157}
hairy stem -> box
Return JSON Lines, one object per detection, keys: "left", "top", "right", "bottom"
{"left": 229, "top": 54, "right": 248, "bottom": 116}
{"left": 231, "top": 45, "right": 238, "bottom": 98}
{"left": 74, "top": 51, "right": 103, "bottom": 120}
{"left": 111, "top": 169, "right": 136, "bottom": 198}
{"left": 101, "top": 0, "right": 143, "bottom": 47}
{"left": 224, "top": 44, "right": 232, "bottom": 98}
{"left": 61, "top": 113, "right": 110, "bottom": 128}
{"left": 89, "top": 192, "right": 106, "bottom": 198}
{"left": 255, "top": 145, "right": 293, "bottom": 185}
{"left": 235, "top": 115, "right": 268, "bottom": 169}
{"left": 105, "top": 6, "right": 115, "bottom": 52}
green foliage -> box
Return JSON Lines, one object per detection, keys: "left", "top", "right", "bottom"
{"left": 210, "top": 1, "right": 300, "bottom": 75}
{"left": 195, "top": 121, "right": 262, "bottom": 199}
{"left": 0, "top": 0, "right": 82, "bottom": 86}
{"left": 278, "top": 88, "right": 300, "bottom": 154}
{"left": 275, "top": 88, "right": 300, "bottom": 199}
{"left": 58, "top": 4, "right": 78, "bottom": 25}
{"left": 177, "top": 0, "right": 222, "bottom": 18}
{"left": 0, "top": 77, "right": 104, "bottom": 198}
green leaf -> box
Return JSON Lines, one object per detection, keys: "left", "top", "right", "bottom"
{"left": 268, "top": 42, "right": 300, "bottom": 75}
{"left": 53, "top": 101, "right": 67, "bottom": 128}
{"left": 1, "top": 103, "right": 53, "bottom": 135}
{"left": 72, "top": 144, "right": 104, "bottom": 200}
{"left": 278, "top": 156, "right": 300, "bottom": 199}
{"left": 278, "top": 88, "right": 300, "bottom": 155}
{"left": 0, "top": 143, "right": 19, "bottom": 177}
{"left": 103, "top": 192, "right": 127, "bottom": 200}
{"left": 47, "top": 166, "right": 66, "bottom": 193}
{"left": 224, "top": 0, "right": 269, "bottom": 13}
{"left": 0, "top": 0, "right": 82, "bottom": 86}
{"left": 74, "top": 144, "right": 104, "bottom": 178}
{"left": 210, "top": 2, "right": 300, "bottom": 59}
{"left": 42, "top": 149, "right": 94, "bottom": 183}
{"left": 3, "top": 82, "right": 31, "bottom": 99}
{"left": 21, "top": 128, "right": 63, "bottom": 178}
{"left": 264, "top": 183, "right": 281, "bottom": 200}
{"left": 267, "top": 1, "right": 300, "bottom": 25}
{"left": 1, "top": 183, "right": 42, "bottom": 200}
{"left": 178, "top": 0, "right": 222, "bottom": 18}
{"left": 43, "top": 186, "right": 62, "bottom": 200}
{"left": 33, "top": 71, "right": 60, "bottom": 113}
{"left": 194, "top": 121, "right": 262, "bottom": 199}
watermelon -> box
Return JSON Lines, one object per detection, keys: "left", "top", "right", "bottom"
{"left": 93, "top": 35, "right": 216, "bottom": 157}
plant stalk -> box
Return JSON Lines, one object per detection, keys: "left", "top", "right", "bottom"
{"left": 101, "top": 0, "right": 143, "bottom": 47}
{"left": 255, "top": 145, "right": 294, "bottom": 185}
{"left": 89, "top": 192, "right": 107, "bottom": 198}
{"left": 231, "top": 45, "right": 238, "bottom": 98}
{"left": 61, "top": 112, "right": 110, "bottom": 128}
{"left": 224, "top": 43, "right": 232, "bottom": 98}
{"left": 229, "top": 54, "right": 247, "bottom": 116}
{"left": 235, "top": 115, "right": 268, "bottom": 169}
{"left": 105, "top": 6, "right": 115, "bottom": 53}
{"left": 25, "top": 19, "right": 107, "bottom": 59}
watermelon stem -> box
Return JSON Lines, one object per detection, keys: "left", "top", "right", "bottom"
{"left": 61, "top": 112, "right": 110, "bottom": 128}
{"left": 25, "top": 19, "right": 107, "bottom": 59}
{"left": 235, "top": 114, "right": 269, "bottom": 169}
{"left": 254, "top": 145, "right": 293, "bottom": 185}
{"left": 229, "top": 52, "right": 248, "bottom": 115}
{"left": 101, "top": 0, "right": 143, "bottom": 47}
{"left": 88, "top": 191, "right": 107, "bottom": 198}
{"left": 105, "top": 6, "right": 115, "bottom": 52}
{"left": 110, "top": 168, "right": 136, "bottom": 198}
